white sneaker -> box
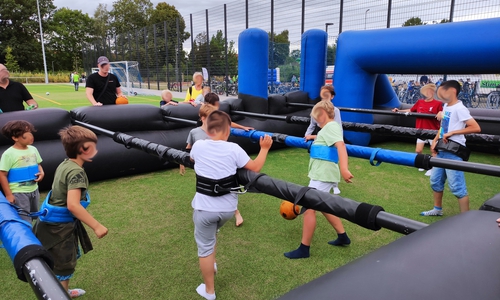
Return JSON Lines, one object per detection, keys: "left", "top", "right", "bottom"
{"left": 333, "top": 187, "right": 341, "bottom": 195}
{"left": 420, "top": 209, "right": 443, "bottom": 216}
{"left": 425, "top": 169, "right": 432, "bottom": 176}
{"left": 196, "top": 284, "right": 216, "bottom": 300}
{"left": 418, "top": 168, "right": 425, "bottom": 172}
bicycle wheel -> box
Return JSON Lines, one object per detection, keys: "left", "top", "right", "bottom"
{"left": 487, "top": 93, "right": 500, "bottom": 109}
{"left": 470, "top": 94, "right": 480, "bottom": 108}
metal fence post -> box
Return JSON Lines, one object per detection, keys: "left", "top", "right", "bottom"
{"left": 339, "top": 0, "right": 344, "bottom": 33}
{"left": 154, "top": 24, "right": 160, "bottom": 90}
{"left": 206, "top": 9, "right": 210, "bottom": 87}
{"left": 164, "top": 21, "right": 170, "bottom": 90}
{"left": 224, "top": 4, "right": 229, "bottom": 96}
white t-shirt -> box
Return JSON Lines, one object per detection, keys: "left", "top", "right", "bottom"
{"left": 439, "top": 101, "right": 472, "bottom": 146}
{"left": 190, "top": 139, "right": 251, "bottom": 212}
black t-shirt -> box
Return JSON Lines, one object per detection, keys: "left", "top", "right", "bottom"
{"left": 85, "top": 72, "right": 121, "bottom": 105}
{"left": 0, "top": 81, "right": 33, "bottom": 112}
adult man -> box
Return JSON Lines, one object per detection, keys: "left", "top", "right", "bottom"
{"left": 0, "top": 64, "right": 38, "bottom": 112}
{"left": 85, "top": 56, "right": 125, "bottom": 106}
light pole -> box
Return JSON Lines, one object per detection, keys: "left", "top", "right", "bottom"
{"left": 364, "top": 9, "right": 370, "bottom": 30}
{"left": 36, "top": 0, "right": 49, "bottom": 84}
{"left": 325, "top": 22, "right": 334, "bottom": 33}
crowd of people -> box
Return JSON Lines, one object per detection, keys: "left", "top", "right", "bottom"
{"left": 0, "top": 57, "right": 492, "bottom": 298}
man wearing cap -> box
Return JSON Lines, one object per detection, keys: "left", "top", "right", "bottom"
{"left": 85, "top": 56, "right": 126, "bottom": 106}
{"left": 0, "top": 64, "right": 39, "bottom": 112}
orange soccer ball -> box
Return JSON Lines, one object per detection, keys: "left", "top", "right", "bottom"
{"left": 280, "top": 200, "right": 301, "bottom": 220}
{"left": 116, "top": 96, "right": 129, "bottom": 105}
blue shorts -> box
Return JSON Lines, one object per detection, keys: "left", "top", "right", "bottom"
{"left": 430, "top": 151, "right": 468, "bottom": 198}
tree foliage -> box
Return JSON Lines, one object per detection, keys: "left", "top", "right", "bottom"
{"left": 48, "top": 8, "right": 94, "bottom": 71}
{"left": 109, "top": 0, "right": 153, "bottom": 34}
{"left": 0, "top": 0, "right": 56, "bottom": 71}
{"left": 402, "top": 17, "right": 425, "bottom": 27}
{"left": 4, "top": 46, "right": 20, "bottom": 72}
{"left": 189, "top": 30, "right": 238, "bottom": 77}
{"left": 269, "top": 30, "right": 290, "bottom": 68}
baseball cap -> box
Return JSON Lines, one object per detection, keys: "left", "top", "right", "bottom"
{"left": 97, "top": 56, "right": 110, "bottom": 66}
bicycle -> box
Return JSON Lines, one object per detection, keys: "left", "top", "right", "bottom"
{"left": 168, "top": 82, "right": 179, "bottom": 92}
{"left": 458, "top": 85, "right": 479, "bottom": 108}
{"left": 486, "top": 91, "right": 500, "bottom": 109}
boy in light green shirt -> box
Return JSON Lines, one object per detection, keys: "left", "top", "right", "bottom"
{"left": 285, "top": 100, "right": 353, "bottom": 259}
{"left": 0, "top": 120, "right": 44, "bottom": 223}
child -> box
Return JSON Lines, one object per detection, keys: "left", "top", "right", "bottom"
{"left": 204, "top": 93, "right": 254, "bottom": 131}
{"left": 34, "top": 126, "right": 108, "bottom": 298}
{"left": 0, "top": 120, "right": 44, "bottom": 223}
{"left": 393, "top": 83, "right": 443, "bottom": 176}
{"left": 304, "top": 85, "right": 342, "bottom": 194}
{"left": 193, "top": 86, "right": 212, "bottom": 107}
{"left": 285, "top": 100, "right": 353, "bottom": 259}
{"left": 190, "top": 111, "right": 272, "bottom": 299}
{"left": 160, "top": 89, "right": 179, "bottom": 106}
{"left": 179, "top": 103, "right": 217, "bottom": 175}
{"left": 421, "top": 80, "right": 480, "bottom": 216}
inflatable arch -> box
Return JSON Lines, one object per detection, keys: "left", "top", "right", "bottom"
{"left": 334, "top": 17, "right": 500, "bottom": 145}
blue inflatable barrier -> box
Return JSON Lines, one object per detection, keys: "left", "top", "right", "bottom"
{"left": 300, "top": 29, "right": 328, "bottom": 100}
{"left": 0, "top": 195, "right": 53, "bottom": 281}
{"left": 334, "top": 18, "right": 500, "bottom": 146}
{"left": 231, "top": 128, "right": 417, "bottom": 168}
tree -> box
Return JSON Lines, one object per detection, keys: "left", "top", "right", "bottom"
{"left": 269, "top": 30, "right": 290, "bottom": 68}
{"left": 402, "top": 17, "right": 425, "bottom": 27}
{"left": 4, "top": 46, "right": 20, "bottom": 72}
{"left": 0, "top": 0, "right": 56, "bottom": 71}
{"left": 93, "top": 4, "right": 111, "bottom": 38}
{"left": 47, "top": 8, "right": 95, "bottom": 71}
{"left": 327, "top": 44, "right": 337, "bottom": 66}
{"left": 109, "top": 0, "right": 153, "bottom": 34}
{"left": 148, "top": 2, "right": 190, "bottom": 69}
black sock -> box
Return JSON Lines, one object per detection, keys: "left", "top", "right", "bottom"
{"left": 284, "top": 243, "right": 310, "bottom": 259}
{"left": 328, "top": 232, "right": 351, "bottom": 246}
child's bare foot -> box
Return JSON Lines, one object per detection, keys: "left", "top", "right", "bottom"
{"left": 235, "top": 211, "right": 243, "bottom": 227}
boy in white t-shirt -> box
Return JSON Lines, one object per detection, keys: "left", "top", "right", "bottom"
{"left": 421, "top": 80, "right": 481, "bottom": 216}
{"left": 190, "top": 110, "right": 272, "bottom": 300}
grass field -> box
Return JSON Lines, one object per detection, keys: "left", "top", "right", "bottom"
{"left": 24, "top": 83, "right": 183, "bottom": 110}
{"left": 0, "top": 84, "right": 499, "bottom": 299}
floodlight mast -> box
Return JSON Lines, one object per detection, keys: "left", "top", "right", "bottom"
{"left": 36, "top": 0, "right": 49, "bottom": 84}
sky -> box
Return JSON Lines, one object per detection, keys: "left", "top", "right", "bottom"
{"left": 52, "top": 0, "right": 230, "bottom": 18}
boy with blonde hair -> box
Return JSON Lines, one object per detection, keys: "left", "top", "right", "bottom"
{"left": 285, "top": 100, "right": 354, "bottom": 259}
{"left": 34, "top": 126, "right": 108, "bottom": 298}
{"left": 0, "top": 120, "right": 44, "bottom": 223}
{"left": 191, "top": 110, "right": 272, "bottom": 299}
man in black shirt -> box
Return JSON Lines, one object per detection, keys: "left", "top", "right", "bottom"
{"left": 0, "top": 64, "right": 39, "bottom": 112}
{"left": 85, "top": 56, "right": 126, "bottom": 106}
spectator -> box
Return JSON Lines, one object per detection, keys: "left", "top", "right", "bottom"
{"left": 185, "top": 72, "right": 204, "bottom": 103}
{"left": 420, "top": 75, "right": 429, "bottom": 86}
{"left": 0, "top": 64, "right": 38, "bottom": 112}
{"left": 73, "top": 72, "right": 80, "bottom": 91}
{"left": 85, "top": 56, "right": 126, "bottom": 106}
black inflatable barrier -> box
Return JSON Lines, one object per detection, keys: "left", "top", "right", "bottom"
{"left": 479, "top": 193, "right": 500, "bottom": 212}
{"left": 278, "top": 210, "right": 500, "bottom": 300}
{"left": 72, "top": 120, "right": 429, "bottom": 235}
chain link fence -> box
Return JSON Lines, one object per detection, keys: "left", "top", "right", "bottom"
{"left": 82, "top": 0, "right": 500, "bottom": 107}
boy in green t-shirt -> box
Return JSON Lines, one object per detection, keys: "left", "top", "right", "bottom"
{"left": 284, "top": 101, "right": 354, "bottom": 259}
{"left": 0, "top": 120, "right": 44, "bottom": 223}
{"left": 34, "top": 125, "right": 108, "bottom": 298}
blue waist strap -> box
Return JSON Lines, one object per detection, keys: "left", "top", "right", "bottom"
{"left": 310, "top": 144, "right": 339, "bottom": 163}
{"left": 35, "top": 191, "right": 91, "bottom": 223}
{"left": 7, "top": 165, "right": 38, "bottom": 183}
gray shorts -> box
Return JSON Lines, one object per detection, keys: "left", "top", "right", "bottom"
{"left": 193, "top": 210, "right": 234, "bottom": 257}
{"left": 14, "top": 190, "right": 40, "bottom": 223}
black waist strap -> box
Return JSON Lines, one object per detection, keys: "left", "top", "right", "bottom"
{"left": 435, "top": 139, "right": 471, "bottom": 161}
{"left": 196, "top": 174, "right": 241, "bottom": 196}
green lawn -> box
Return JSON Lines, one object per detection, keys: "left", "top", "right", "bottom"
{"left": 0, "top": 84, "right": 499, "bottom": 299}
{"left": 25, "top": 83, "right": 181, "bottom": 110}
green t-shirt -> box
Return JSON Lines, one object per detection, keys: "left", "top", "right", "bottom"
{"left": 73, "top": 74, "right": 80, "bottom": 82}
{"left": 308, "top": 121, "right": 343, "bottom": 183}
{"left": 0, "top": 145, "right": 42, "bottom": 193}
{"left": 49, "top": 159, "right": 88, "bottom": 207}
